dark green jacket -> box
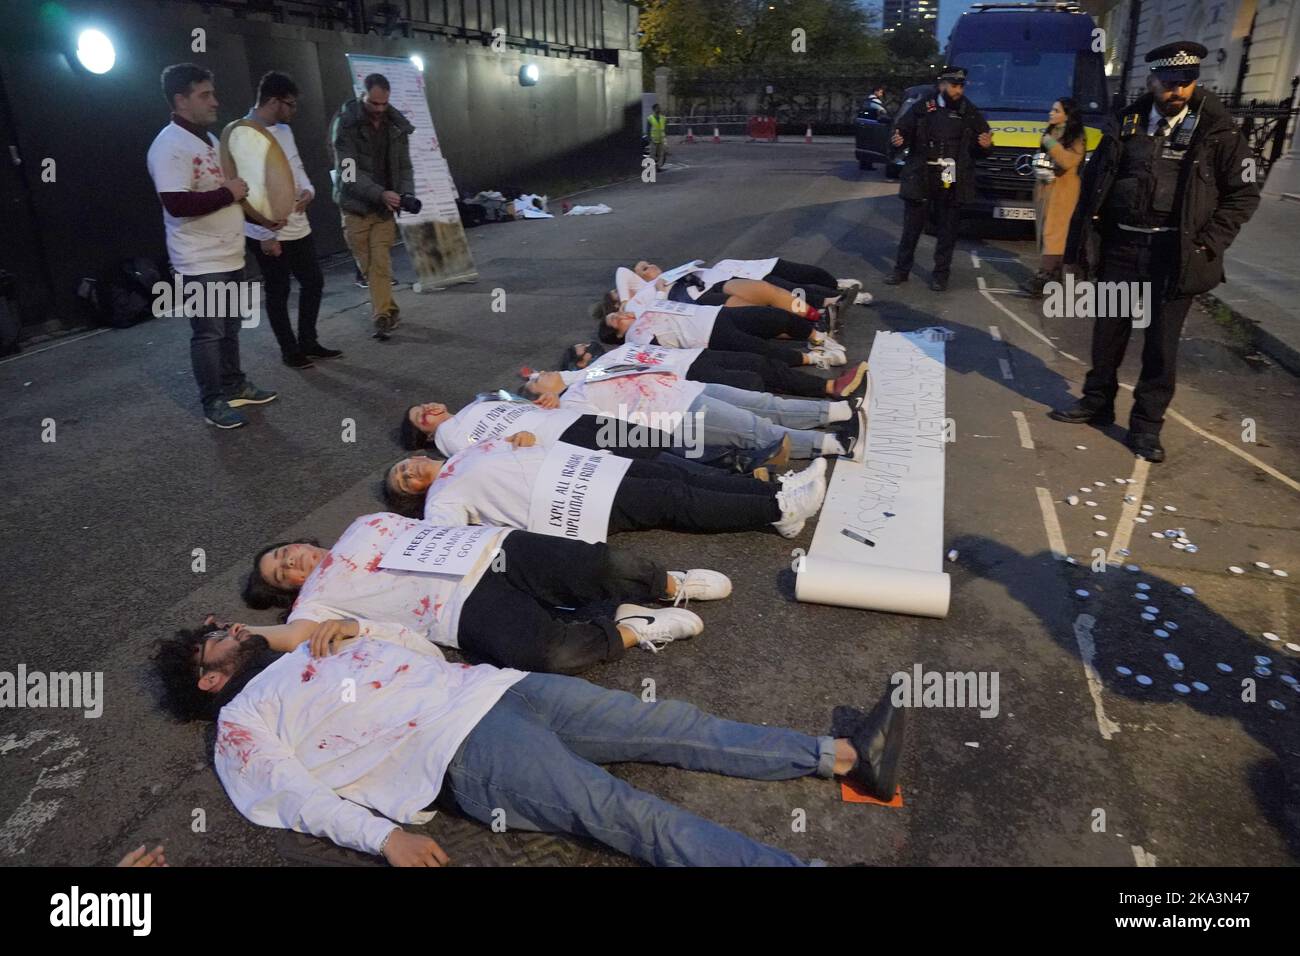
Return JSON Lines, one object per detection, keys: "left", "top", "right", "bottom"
{"left": 330, "top": 98, "right": 415, "bottom": 215}
{"left": 1065, "top": 88, "right": 1260, "bottom": 296}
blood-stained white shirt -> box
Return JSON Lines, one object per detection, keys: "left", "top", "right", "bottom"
{"left": 214, "top": 639, "right": 525, "bottom": 855}
{"left": 422, "top": 439, "right": 547, "bottom": 529}
{"left": 586, "top": 342, "right": 704, "bottom": 380}
{"left": 560, "top": 370, "right": 705, "bottom": 422}
{"left": 625, "top": 301, "right": 720, "bottom": 349}
{"left": 286, "top": 512, "right": 511, "bottom": 650}
{"left": 146, "top": 122, "right": 245, "bottom": 275}
{"left": 433, "top": 400, "right": 582, "bottom": 458}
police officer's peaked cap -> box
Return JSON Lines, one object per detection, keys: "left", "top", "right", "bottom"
{"left": 1146, "top": 41, "right": 1207, "bottom": 83}
{"left": 938, "top": 66, "right": 967, "bottom": 83}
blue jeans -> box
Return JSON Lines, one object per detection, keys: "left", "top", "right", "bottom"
{"left": 690, "top": 384, "right": 831, "bottom": 460}
{"left": 445, "top": 673, "right": 836, "bottom": 866}
{"left": 183, "top": 269, "right": 247, "bottom": 406}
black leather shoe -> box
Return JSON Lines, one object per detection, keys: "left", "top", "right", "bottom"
{"left": 1127, "top": 432, "right": 1166, "bottom": 463}
{"left": 303, "top": 343, "right": 343, "bottom": 359}
{"left": 929, "top": 276, "right": 949, "bottom": 292}
{"left": 282, "top": 353, "right": 314, "bottom": 369}
{"left": 881, "top": 272, "right": 908, "bottom": 285}
{"left": 1048, "top": 404, "right": 1115, "bottom": 426}
{"left": 840, "top": 682, "right": 908, "bottom": 801}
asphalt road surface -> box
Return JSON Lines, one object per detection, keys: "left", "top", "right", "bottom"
{"left": 2, "top": 141, "right": 1297, "bottom": 867}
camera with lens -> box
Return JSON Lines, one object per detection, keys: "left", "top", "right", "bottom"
{"left": 398, "top": 193, "right": 422, "bottom": 215}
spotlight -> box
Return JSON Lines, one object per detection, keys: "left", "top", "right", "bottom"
{"left": 409, "top": 54, "right": 424, "bottom": 72}
{"left": 75, "top": 28, "right": 115, "bottom": 75}
{"left": 519, "top": 63, "right": 540, "bottom": 86}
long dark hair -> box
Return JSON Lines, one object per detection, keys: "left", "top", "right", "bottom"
{"left": 1049, "top": 97, "right": 1084, "bottom": 150}
{"left": 242, "top": 538, "right": 320, "bottom": 611}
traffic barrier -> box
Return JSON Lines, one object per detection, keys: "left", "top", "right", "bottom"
{"left": 684, "top": 127, "right": 695, "bottom": 143}
{"left": 746, "top": 116, "right": 778, "bottom": 141}
{"left": 712, "top": 126, "right": 721, "bottom": 143}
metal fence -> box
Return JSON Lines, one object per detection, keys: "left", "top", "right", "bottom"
{"left": 1210, "top": 78, "right": 1298, "bottom": 180}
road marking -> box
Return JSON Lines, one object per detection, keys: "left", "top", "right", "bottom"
{"left": 1131, "top": 845, "right": 1158, "bottom": 867}
{"left": 978, "top": 276, "right": 1300, "bottom": 494}
{"left": 998, "top": 357, "right": 1014, "bottom": 380}
{"left": 1074, "top": 614, "right": 1122, "bottom": 740}
{"left": 1107, "top": 457, "right": 1151, "bottom": 565}
{"left": 988, "top": 324, "right": 1002, "bottom": 341}
{"left": 1035, "top": 486, "right": 1068, "bottom": 560}
{"left": 0, "top": 729, "right": 86, "bottom": 857}
{"left": 971, "top": 250, "right": 981, "bottom": 269}
{"left": 0, "top": 328, "right": 110, "bottom": 366}
{"left": 1012, "top": 411, "right": 1035, "bottom": 449}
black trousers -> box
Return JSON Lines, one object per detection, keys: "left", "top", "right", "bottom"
{"left": 610, "top": 473, "right": 780, "bottom": 535}
{"left": 689, "top": 350, "right": 826, "bottom": 398}
{"left": 707, "top": 308, "right": 810, "bottom": 367}
{"left": 457, "top": 531, "right": 666, "bottom": 675}
{"left": 247, "top": 234, "right": 325, "bottom": 358}
{"left": 1082, "top": 232, "right": 1191, "bottom": 436}
{"left": 895, "top": 187, "right": 960, "bottom": 280}
{"left": 559, "top": 415, "right": 682, "bottom": 460}
{"left": 678, "top": 259, "right": 839, "bottom": 307}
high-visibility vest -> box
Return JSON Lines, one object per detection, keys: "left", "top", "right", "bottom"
{"left": 648, "top": 113, "right": 667, "bottom": 142}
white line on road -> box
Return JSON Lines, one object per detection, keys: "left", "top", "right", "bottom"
{"left": 978, "top": 276, "right": 1300, "bottom": 493}
{"left": 1107, "top": 457, "right": 1151, "bottom": 565}
{"left": 1012, "top": 411, "right": 1035, "bottom": 449}
{"left": 1074, "top": 614, "right": 1122, "bottom": 740}
{"left": 0, "top": 328, "right": 110, "bottom": 366}
{"left": 1035, "top": 486, "right": 1068, "bottom": 560}
{"left": 988, "top": 325, "right": 1002, "bottom": 341}
{"left": 999, "top": 357, "right": 1014, "bottom": 380}
{"left": 1131, "top": 845, "right": 1158, "bottom": 867}
{"left": 971, "top": 250, "right": 981, "bottom": 269}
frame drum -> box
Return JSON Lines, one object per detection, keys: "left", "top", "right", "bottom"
{"left": 219, "top": 119, "right": 296, "bottom": 228}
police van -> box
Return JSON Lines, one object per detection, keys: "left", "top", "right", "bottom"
{"left": 945, "top": 1, "right": 1110, "bottom": 221}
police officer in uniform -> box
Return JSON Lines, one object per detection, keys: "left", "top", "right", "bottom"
{"left": 1052, "top": 42, "right": 1260, "bottom": 462}
{"left": 647, "top": 103, "right": 668, "bottom": 170}
{"left": 883, "top": 66, "right": 992, "bottom": 291}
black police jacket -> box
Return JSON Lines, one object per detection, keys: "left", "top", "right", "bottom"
{"left": 893, "top": 91, "right": 991, "bottom": 204}
{"left": 1065, "top": 88, "right": 1260, "bottom": 296}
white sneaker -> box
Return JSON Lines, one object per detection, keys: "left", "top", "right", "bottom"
{"left": 809, "top": 347, "right": 846, "bottom": 369}
{"left": 854, "top": 291, "right": 874, "bottom": 306}
{"left": 773, "top": 468, "right": 828, "bottom": 537}
{"left": 818, "top": 333, "right": 847, "bottom": 353}
{"left": 615, "top": 604, "right": 704, "bottom": 652}
{"left": 777, "top": 457, "right": 827, "bottom": 496}
{"left": 667, "top": 569, "right": 732, "bottom": 605}
{"left": 837, "top": 278, "right": 863, "bottom": 292}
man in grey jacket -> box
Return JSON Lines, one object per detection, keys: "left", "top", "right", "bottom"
{"left": 330, "top": 73, "right": 414, "bottom": 339}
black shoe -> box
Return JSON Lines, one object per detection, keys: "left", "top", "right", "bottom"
{"left": 881, "top": 272, "right": 908, "bottom": 286}
{"left": 302, "top": 343, "right": 343, "bottom": 359}
{"left": 835, "top": 412, "right": 862, "bottom": 458}
{"left": 282, "top": 353, "right": 315, "bottom": 370}
{"left": 929, "top": 276, "right": 949, "bottom": 292}
{"left": 839, "top": 681, "right": 908, "bottom": 801}
{"left": 355, "top": 267, "right": 368, "bottom": 289}
{"left": 1048, "top": 403, "right": 1115, "bottom": 426}
{"left": 1127, "top": 431, "right": 1166, "bottom": 463}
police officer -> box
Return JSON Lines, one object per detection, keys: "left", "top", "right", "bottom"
{"left": 647, "top": 103, "right": 668, "bottom": 170}
{"left": 882, "top": 66, "right": 992, "bottom": 291}
{"left": 1052, "top": 42, "right": 1260, "bottom": 463}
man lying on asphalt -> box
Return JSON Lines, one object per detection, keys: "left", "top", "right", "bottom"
{"left": 155, "top": 619, "right": 907, "bottom": 866}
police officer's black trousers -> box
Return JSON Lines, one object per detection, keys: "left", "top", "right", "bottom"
{"left": 895, "top": 193, "right": 960, "bottom": 280}
{"left": 1081, "top": 233, "right": 1192, "bottom": 436}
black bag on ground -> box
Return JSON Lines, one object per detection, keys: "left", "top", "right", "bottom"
{"left": 82, "top": 256, "right": 163, "bottom": 328}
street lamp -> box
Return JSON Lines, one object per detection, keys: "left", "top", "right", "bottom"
{"left": 519, "top": 63, "right": 540, "bottom": 86}
{"left": 409, "top": 54, "right": 425, "bottom": 72}
{"left": 74, "top": 28, "right": 115, "bottom": 74}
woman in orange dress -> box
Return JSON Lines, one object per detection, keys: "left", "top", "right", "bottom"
{"left": 1023, "top": 98, "right": 1087, "bottom": 296}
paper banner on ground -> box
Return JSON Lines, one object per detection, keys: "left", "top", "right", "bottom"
{"left": 527, "top": 442, "right": 632, "bottom": 544}
{"left": 380, "top": 524, "right": 502, "bottom": 576}
{"left": 655, "top": 260, "right": 706, "bottom": 286}
{"left": 344, "top": 54, "right": 477, "bottom": 290}
{"left": 795, "top": 329, "right": 951, "bottom": 618}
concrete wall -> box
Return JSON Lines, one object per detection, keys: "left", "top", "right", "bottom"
{"left": 0, "top": 0, "right": 642, "bottom": 332}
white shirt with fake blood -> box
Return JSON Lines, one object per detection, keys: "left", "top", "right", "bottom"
{"left": 146, "top": 122, "right": 245, "bottom": 275}
{"left": 625, "top": 302, "right": 720, "bottom": 349}
{"left": 214, "top": 639, "right": 525, "bottom": 855}
{"left": 286, "top": 512, "right": 511, "bottom": 650}
{"left": 560, "top": 370, "right": 705, "bottom": 422}
{"left": 433, "top": 400, "right": 582, "bottom": 458}
{"left": 587, "top": 342, "right": 704, "bottom": 379}
{"left": 422, "top": 438, "right": 548, "bottom": 529}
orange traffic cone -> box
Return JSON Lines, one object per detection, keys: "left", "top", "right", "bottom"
{"left": 804, "top": 125, "right": 813, "bottom": 143}
{"left": 712, "top": 126, "right": 721, "bottom": 143}
{"left": 684, "top": 127, "right": 695, "bottom": 144}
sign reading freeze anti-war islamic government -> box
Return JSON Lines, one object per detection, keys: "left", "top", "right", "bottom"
{"left": 527, "top": 443, "right": 632, "bottom": 544}
{"left": 380, "top": 524, "right": 502, "bottom": 576}
{"left": 344, "top": 53, "right": 477, "bottom": 290}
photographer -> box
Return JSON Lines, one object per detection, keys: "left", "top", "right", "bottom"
{"left": 330, "top": 73, "right": 415, "bottom": 340}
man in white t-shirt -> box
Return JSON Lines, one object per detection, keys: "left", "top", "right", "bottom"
{"left": 240, "top": 512, "right": 732, "bottom": 673}
{"left": 243, "top": 71, "right": 341, "bottom": 370}
{"left": 155, "top": 617, "right": 907, "bottom": 866}
{"left": 147, "top": 63, "right": 277, "bottom": 430}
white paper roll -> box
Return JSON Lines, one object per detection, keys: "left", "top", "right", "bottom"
{"left": 795, "top": 556, "right": 951, "bottom": 618}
